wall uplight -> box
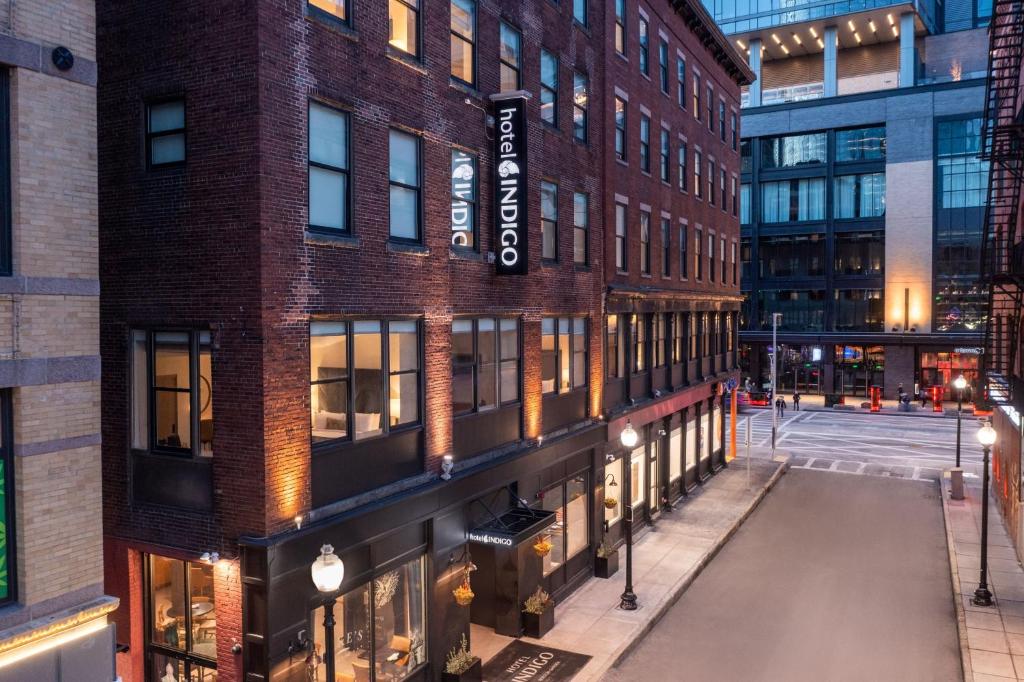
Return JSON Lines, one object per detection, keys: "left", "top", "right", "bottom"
{"left": 817, "top": 38, "right": 825, "bottom": 48}
{"left": 780, "top": 44, "right": 790, "bottom": 54}
{"left": 847, "top": 19, "right": 856, "bottom": 31}
{"left": 854, "top": 32, "right": 862, "bottom": 43}
{"left": 737, "top": 39, "right": 747, "bottom": 49}
{"left": 809, "top": 26, "right": 819, "bottom": 38}
{"left": 771, "top": 33, "right": 781, "bottom": 44}
{"left": 868, "top": 20, "right": 877, "bottom": 32}
{"left": 892, "top": 26, "right": 899, "bottom": 36}
{"left": 887, "top": 13, "right": 895, "bottom": 24}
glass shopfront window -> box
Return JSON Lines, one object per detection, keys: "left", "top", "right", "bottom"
{"left": 670, "top": 425, "right": 682, "bottom": 483}
{"left": 630, "top": 447, "right": 645, "bottom": 510}
{"left": 146, "top": 555, "right": 217, "bottom": 680}
{"left": 649, "top": 439, "right": 659, "bottom": 514}
{"left": 312, "top": 556, "right": 426, "bottom": 682}
{"left": 777, "top": 345, "right": 823, "bottom": 393}
{"left": 699, "top": 408, "right": 711, "bottom": 466}
{"left": 541, "top": 475, "right": 589, "bottom": 576}
{"left": 685, "top": 414, "right": 697, "bottom": 474}
{"left": 919, "top": 350, "right": 981, "bottom": 398}
{"left": 833, "top": 345, "right": 884, "bottom": 396}
{"left": 604, "top": 458, "right": 623, "bottom": 527}
{"left": 712, "top": 404, "right": 722, "bottom": 456}
{"left": 758, "top": 234, "right": 824, "bottom": 277}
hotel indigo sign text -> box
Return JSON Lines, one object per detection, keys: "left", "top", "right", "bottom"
{"left": 494, "top": 96, "right": 528, "bottom": 275}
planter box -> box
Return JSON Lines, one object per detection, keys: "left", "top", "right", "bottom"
{"left": 522, "top": 607, "right": 555, "bottom": 638}
{"left": 595, "top": 551, "right": 619, "bottom": 579}
{"left": 442, "top": 657, "right": 482, "bottom": 682}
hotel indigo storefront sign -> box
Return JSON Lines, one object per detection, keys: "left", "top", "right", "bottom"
{"left": 493, "top": 94, "right": 528, "bottom": 275}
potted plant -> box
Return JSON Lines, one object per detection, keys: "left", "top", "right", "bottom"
{"left": 442, "top": 634, "right": 482, "bottom": 682}
{"left": 453, "top": 575, "right": 475, "bottom": 607}
{"left": 522, "top": 586, "right": 554, "bottom": 638}
{"left": 603, "top": 496, "right": 618, "bottom": 510}
{"left": 533, "top": 535, "right": 553, "bottom": 558}
{"left": 595, "top": 540, "right": 619, "bottom": 579}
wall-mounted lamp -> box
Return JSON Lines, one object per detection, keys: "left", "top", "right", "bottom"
{"left": 294, "top": 514, "right": 303, "bottom": 530}
{"left": 199, "top": 552, "right": 220, "bottom": 565}
{"left": 441, "top": 454, "right": 454, "bottom": 481}
{"left": 605, "top": 473, "right": 619, "bottom": 487}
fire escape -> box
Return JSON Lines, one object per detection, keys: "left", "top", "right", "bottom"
{"left": 981, "top": 0, "right": 1024, "bottom": 407}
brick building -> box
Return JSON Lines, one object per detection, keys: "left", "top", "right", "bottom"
{"left": 0, "top": 2, "right": 119, "bottom": 681}
{"left": 96, "top": 0, "right": 745, "bottom": 680}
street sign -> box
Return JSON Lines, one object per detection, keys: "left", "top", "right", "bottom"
{"left": 726, "top": 377, "right": 738, "bottom": 392}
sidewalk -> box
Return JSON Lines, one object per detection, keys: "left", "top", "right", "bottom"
{"left": 475, "top": 452, "right": 788, "bottom": 681}
{"left": 943, "top": 476, "right": 1024, "bottom": 681}
{"left": 749, "top": 392, "right": 967, "bottom": 418}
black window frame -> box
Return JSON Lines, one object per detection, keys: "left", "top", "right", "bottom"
{"left": 144, "top": 555, "right": 218, "bottom": 677}
{"left": 694, "top": 150, "right": 702, "bottom": 198}
{"left": 606, "top": 314, "right": 625, "bottom": 379}
{"left": 640, "top": 211, "right": 651, "bottom": 275}
{"left": 615, "top": 203, "right": 628, "bottom": 271}
{"left": 719, "top": 100, "right": 726, "bottom": 141}
{"left": 0, "top": 70, "right": 10, "bottom": 276}
{"left": 658, "top": 38, "right": 670, "bottom": 93}
{"left": 540, "top": 49, "right": 559, "bottom": 127}
{"left": 720, "top": 167, "right": 727, "bottom": 211}
{"left": 614, "top": 0, "right": 627, "bottom": 55}
{"left": 388, "top": 128, "right": 423, "bottom": 243}
{"left": 573, "top": 191, "right": 589, "bottom": 265}
{"left": 541, "top": 179, "right": 559, "bottom": 262}
{"left": 706, "top": 84, "right": 714, "bottom": 132}
{"left": 632, "top": 313, "right": 647, "bottom": 373}
{"left": 695, "top": 228, "right": 703, "bottom": 279}
{"left": 730, "top": 112, "right": 738, "bottom": 151}
{"left": 450, "top": 0, "right": 477, "bottom": 87}
{"left": 573, "top": 0, "right": 588, "bottom": 27}
{"left": 678, "top": 141, "right": 687, "bottom": 192}
{"left": 660, "top": 128, "right": 671, "bottom": 183}
{"left": 388, "top": 0, "right": 421, "bottom": 59}
{"left": 693, "top": 74, "right": 701, "bottom": 120}
{"left": 542, "top": 316, "right": 589, "bottom": 394}
{"left": 451, "top": 148, "right": 478, "bottom": 250}
{"left": 614, "top": 97, "right": 627, "bottom": 162}
{"left": 679, "top": 223, "right": 688, "bottom": 278}
{"left": 308, "top": 100, "right": 352, "bottom": 234}
{"left": 307, "top": 0, "right": 350, "bottom": 26}
{"left": 720, "top": 236, "right": 727, "bottom": 284}
{"left": 638, "top": 16, "right": 650, "bottom": 75}
{"left": 661, "top": 216, "right": 671, "bottom": 277}
{"left": 145, "top": 97, "right": 186, "bottom": 170}
{"left": 707, "top": 159, "right": 715, "bottom": 206}
{"left": 639, "top": 114, "right": 651, "bottom": 174}
{"left": 499, "top": 22, "right": 522, "bottom": 92}
{"left": 653, "top": 313, "right": 667, "bottom": 367}
{"left": 677, "top": 56, "right": 686, "bottom": 109}
{"left": 452, "top": 317, "right": 521, "bottom": 415}
{"left": 0, "top": 389, "right": 14, "bottom": 606}
{"left": 708, "top": 233, "right": 715, "bottom": 282}
{"left": 573, "top": 71, "right": 589, "bottom": 143}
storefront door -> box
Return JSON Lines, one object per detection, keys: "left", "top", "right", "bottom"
{"left": 684, "top": 410, "right": 698, "bottom": 489}
{"left": 629, "top": 447, "right": 646, "bottom": 526}
{"left": 648, "top": 438, "right": 660, "bottom": 518}
{"left": 540, "top": 473, "right": 591, "bottom": 595}
{"left": 697, "top": 403, "right": 711, "bottom": 479}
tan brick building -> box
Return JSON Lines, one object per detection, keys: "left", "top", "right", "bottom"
{"left": 0, "top": 2, "right": 117, "bottom": 681}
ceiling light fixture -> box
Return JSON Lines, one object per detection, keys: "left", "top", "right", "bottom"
{"left": 809, "top": 26, "right": 819, "bottom": 38}
{"left": 737, "top": 39, "right": 747, "bottom": 49}
{"left": 771, "top": 33, "right": 781, "bottom": 44}
{"left": 816, "top": 38, "right": 824, "bottom": 48}
{"left": 892, "top": 26, "right": 899, "bottom": 36}
{"left": 792, "top": 33, "right": 802, "bottom": 45}
{"left": 854, "top": 31, "right": 862, "bottom": 43}
{"left": 868, "top": 20, "right": 877, "bottom": 31}
{"left": 887, "top": 12, "right": 895, "bottom": 24}
{"left": 780, "top": 44, "right": 790, "bottom": 54}
{"left": 848, "top": 20, "right": 856, "bottom": 31}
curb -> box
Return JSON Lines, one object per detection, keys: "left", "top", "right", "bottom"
{"left": 940, "top": 476, "right": 973, "bottom": 682}
{"left": 598, "top": 457, "right": 790, "bottom": 676}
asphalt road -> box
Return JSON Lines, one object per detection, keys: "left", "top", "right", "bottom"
{"left": 606, "top": 469, "right": 961, "bottom": 682}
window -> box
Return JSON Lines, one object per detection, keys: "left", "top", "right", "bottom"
{"left": 0, "top": 391, "right": 12, "bottom": 605}
{"left": 756, "top": 290, "right": 826, "bottom": 331}
{"left": 312, "top": 555, "right": 426, "bottom": 682}
{"left": 673, "top": 313, "right": 686, "bottom": 363}
{"left": 499, "top": 23, "right": 522, "bottom": 91}
{"left": 719, "top": 101, "right": 726, "bottom": 141}
{"left": 146, "top": 555, "right": 217, "bottom": 679}
{"left": 614, "top": 0, "right": 626, "bottom": 55}
{"left": 541, "top": 180, "right": 558, "bottom": 261}
{"left": 573, "top": 192, "right": 588, "bottom": 265}
{"left": 310, "top": 320, "right": 420, "bottom": 443}
{"left": 640, "top": 211, "right": 651, "bottom": 275}
{"left": 677, "top": 57, "right": 686, "bottom": 108}
{"left": 720, "top": 236, "right": 727, "bottom": 284}
{"left": 451, "top": 150, "right": 477, "bottom": 248}
{"left": 740, "top": 183, "right": 750, "bottom": 224}
{"left": 614, "top": 97, "right": 627, "bottom": 161}
{"left": 573, "top": 72, "right": 588, "bottom": 142}
{"left": 639, "top": 17, "right": 649, "bottom": 75}
{"left": 836, "top": 126, "right": 886, "bottom": 161}
{"left": 720, "top": 168, "right": 727, "bottom": 210}
{"left": 660, "top": 128, "right": 670, "bottom": 182}
{"left": 759, "top": 234, "right": 825, "bottom": 277}
{"left": 679, "top": 224, "right": 688, "bottom": 278}
{"left": 689, "top": 312, "right": 698, "bottom": 359}
{"left": 639, "top": 114, "right": 651, "bottom": 173}
{"left": 452, "top": 318, "right": 519, "bottom": 414}
{"left": 937, "top": 119, "right": 987, "bottom": 208}
{"left": 726, "top": 313, "right": 734, "bottom": 351}
{"left": 131, "top": 330, "right": 213, "bottom": 457}
{"left": 708, "top": 233, "right": 715, "bottom": 282}
{"left": 661, "top": 217, "right": 671, "bottom": 277}
{"left": 573, "top": 0, "right": 587, "bottom": 26}
{"left": 146, "top": 99, "right": 185, "bottom": 167}
{"left": 678, "top": 142, "right": 687, "bottom": 192}
{"left": 835, "top": 231, "right": 883, "bottom": 275}
{"left": 389, "top": 130, "right": 421, "bottom": 241}
{"left": 540, "top": 50, "right": 558, "bottom": 126}
{"left": 730, "top": 176, "right": 737, "bottom": 216}
{"left": 308, "top": 102, "right": 350, "bottom": 232}
{"left": 540, "top": 475, "right": 589, "bottom": 576}
{"left": 730, "top": 112, "right": 737, "bottom": 151}
{"left": 654, "top": 314, "right": 667, "bottom": 367}
{"left": 542, "top": 317, "right": 588, "bottom": 393}
{"left": 760, "top": 178, "right": 825, "bottom": 223}
{"left": 692, "top": 74, "right": 701, "bottom": 119}
{"left": 633, "top": 314, "right": 646, "bottom": 372}
{"left": 450, "top": 0, "right": 476, "bottom": 85}
{"left": 695, "top": 228, "right": 703, "bottom": 279}
{"left": 615, "top": 203, "right": 627, "bottom": 270}
{"left": 389, "top": 0, "right": 419, "bottom": 56}
{"left": 309, "top": 0, "right": 347, "bottom": 22}
{"left": 760, "top": 132, "right": 826, "bottom": 169}
{"left": 731, "top": 242, "right": 737, "bottom": 284}
{"left": 706, "top": 84, "right": 714, "bottom": 131}
{"left": 694, "top": 150, "right": 702, "bottom": 198}
{"left": 741, "top": 139, "right": 751, "bottom": 173}
{"left": 701, "top": 313, "right": 710, "bottom": 357}
{"left": 659, "top": 39, "right": 669, "bottom": 92}
{"left": 834, "top": 173, "right": 885, "bottom": 219}
{"left": 606, "top": 315, "right": 625, "bottom": 379}
{"left": 707, "top": 159, "right": 715, "bottom": 206}
{"left": 741, "top": 237, "right": 751, "bottom": 284}
{"left": 834, "top": 289, "right": 885, "bottom": 331}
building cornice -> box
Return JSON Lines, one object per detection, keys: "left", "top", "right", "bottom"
{"left": 670, "top": 0, "right": 756, "bottom": 86}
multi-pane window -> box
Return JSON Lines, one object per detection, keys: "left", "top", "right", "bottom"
{"left": 726, "top": 313, "right": 735, "bottom": 352}
{"left": 708, "top": 233, "right": 715, "bottom": 282}
{"left": 720, "top": 168, "right": 727, "bottom": 209}
{"left": 720, "top": 237, "right": 727, "bottom": 284}
{"left": 731, "top": 242, "right": 737, "bottom": 284}
{"left": 707, "top": 159, "right": 715, "bottom": 206}
{"left": 615, "top": 203, "right": 627, "bottom": 270}
{"left": 640, "top": 211, "right": 651, "bottom": 275}
{"left": 542, "top": 317, "right": 588, "bottom": 393}
{"left": 653, "top": 314, "right": 667, "bottom": 367}
{"left": 308, "top": 102, "right": 349, "bottom": 232}
{"left": 0, "top": 390, "right": 10, "bottom": 604}
{"left": 389, "top": 129, "right": 421, "bottom": 241}
{"left": 639, "top": 17, "right": 649, "bottom": 75}
{"left": 834, "top": 290, "right": 885, "bottom": 331}
{"left": 730, "top": 176, "right": 737, "bottom": 216}
{"left": 673, "top": 313, "right": 686, "bottom": 363}
{"left": 388, "top": 0, "right": 419, "bottom": 56}
{"left": 146, "top": 555, "right": 217, "bottom": 680}
{"left": 499, "top": 23, "right": 522, "bottom": 91}
{"left": 679, "top": 224, "right": 688, "bottom": 278}
{"left": 836, "top": 126, "right": 886, "bottom": 161}
{"left": 309, "top": 320, "right": 420, "bottom": 443}
{"left": 730, "top": 112, "right": 738, "bottom": 151}
{"left": 677, "top": 142, "right": 687, "bottom": 192}
{"left": 760, "top": 178, "right": 825, "bottom": 223}
{"left": 539, "top": 475, "right": 589, "bottom": 576}
{"left": 706, "top": 84, "right": 714, "bottom": 131}
{"left": 938, "top": 118, "right": 987, "bottom": 207}
{"left": 834, "top": 232, "right": 884, "bottom": 275}
{"left": 131, "top": 330, "right": 214, "bottom": 457}
{"left": 677, "top": 57, "right": 686, "bottom": 108}
{"left": 693, "top": 74, "right": 701, "bottom": 119}
{"left": 541, "top": 50, "right": 558, "bottom": 126}
{"left": 614, "top": 0, "right": 626, "bottom": 55}
{"left": 756, "top": 290, "right": 827, "bottom": 331}
{"left": 759, "top": 234, "right": 825, "bottom": 277}
{"left": 450, "top": 0, "right": 476, "bottom": 85}
{"left": 452, "top": 318, "right": 519, "bottom": 414}
{"left": 761, "top": 132, "right": 826, "bottom": 168}
{"left": 573, "top": 72, "right": 588, "bottom": 142}
{"left": 309, "top": 0, "right": 347, "bottom": 22}
{"left": 659, "top": 39, "right": 669, "bottom": 92}
{"left": 719, "top": 101, "right": 726, "bottom": 141}
{"left": 660, "top": 128, "right": 670, "bottom": 182}
{"left": 694, "top": 150, "right": 702, "bottom": 198}
{"left": 633, "top": 314, "right": 646, "bottom": 372}
{"left": 834, "top": 173, "right": 886, "bottom": 218}
{"left": 639, "top": 114, "right": 651, "bottom": 173}
{"left": 740, "top": 183, "right": 751, "bottom": 224}
{"left": 573, "top": 192, "right": 588, "bottom": 264}
{"left": 661, "top": 217, "right": 671, "bottom": 277}
{"left": 689, "top": 312, "right": 699, "bottom": 359}
{"left": 451, "top": 150, "right": 477, "bottom": 249}
{"left": 614, "top": 97, "right": 627, "bottom": 161}
{"left": 541, "top": 180, "right": 558, "bottom": 261}
{"left": 695, "top": 228, "right": 703, "bottom": 279}
{"left": 606, "top": 315, "right": 624, "bottom": 379}
{"left": 147, "top": 99, "right": 186, "bottom": 167}
{"left": 573, "top": 0, "right": 588, "bottom": 25}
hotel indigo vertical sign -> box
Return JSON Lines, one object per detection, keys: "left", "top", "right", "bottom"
{"left": 494, "top": 95, "right": 528, "bottom": 275}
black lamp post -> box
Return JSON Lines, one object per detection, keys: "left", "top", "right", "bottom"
{"left": 954, "top": 375, "right": 967, "bottom": 468}
{"left": 973, "top": 423, "right": 998, "bottom": 607}
{"left": 619, "top": 421, "right": 639, "bottom": 611}
{"left": 311, "top": 544, "right": 345, "bottom": 680}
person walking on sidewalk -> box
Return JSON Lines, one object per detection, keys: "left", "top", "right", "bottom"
{"left": 792, "top": 391, "right": 801, "bottom": 411}
{"left": 775, "top": 396, "right": 787, "bottom": 417}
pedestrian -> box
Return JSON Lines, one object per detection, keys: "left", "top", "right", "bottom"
{"left": 775, "top": 396, "right": 787, "bottom": 417}
{"left": 920, "top": 388, "right": 928, "bottom": 408}
{"left": 792, "top": 391, "right": 801, "bottom": 411}
{"left": 897, "top": 383, "right": 905, "bottom": 399}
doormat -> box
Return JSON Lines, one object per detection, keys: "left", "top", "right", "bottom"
{"left": 482, "top": 641, "right": 591, "bottom": 682}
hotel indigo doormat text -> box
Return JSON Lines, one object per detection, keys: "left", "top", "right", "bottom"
{"left": 482, "top": 641, "right": 591, "bottom": 681}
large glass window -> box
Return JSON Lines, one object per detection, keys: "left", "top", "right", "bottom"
{"left": 388, "top": 0, "right": 419, "bottom": 56}
{"left": 389, "top": 130, "right": 421, "bottom": 241}
{"left": 450, "top": 0, "right": 476, "bottom": 85}
{"left": 834, "top": 231, "right": 883, "bottom": 275}
{"left": 147, "top": 555, "right": 217, "bottom": 678}
{"left": 659, "top": 39, "right": 669, "bottom": 92}
{"left": 760, "top": 178, "right": 825, "bottom": 223}
{"left": 673, "top": 312, "right": 686, "bottom": 363}
{"left": 758, "top": 234, "right": 825, "bottom": 277}
{"left": 640, "top": 211, "right": 651, "bottom": 275}
{"left": 573, "top": 0, "right": 587, "bottom": 25}
{"left": 640, "top": 114, "right": 650, "bottom": 173}
{"left": 312, "top": 556, "right": 427, "bottom": 682}
{"left": 540, "top": 475, "right": 589, "bottom": 576}
{"left": 653, "top": 314, "right": 667, "bottom": 367}
{"left": 694, "top": 150, "right": 702, "bottom": 198}
{"left": 309, "top": 0, "right": 347, "bottom": 22}
{"left": 310, "top": 320, "right": 420, "bottom": 444}
{"left": 132, "top": 330, "right": 213, "bottom": 457}
{"left": 757, "top": 290, "right": 826, "bottom": 331}
{"left": 834, "top": 173, "right": 885, "bottom": 219}
{"left": 573, "top": 192, "right": 588, "bottom": 265}
{"left": 633, "top": 314, "right": 646, "bottom": 372}
{"left": 147, "top": 100, "right": 186, "bottom": 168}
{"left": 937, "top": 118, "right": 987, "bottom": 209}
{"left": 541, "top": 181, "right": 558, "bottom": 261}
{"left": 573, "top": 72, "right": 588, "bottom": 142}
{"left": 0, "top": 391, "right": 12, "bottom": 605}
{"left": 614, "top": 97, "right": 627, "bottom": 162}
{"left": 760, "top": 132, "right": 826, "bottom": 169}
{"left": 606, "top": 314, "right": 625, "bottom": 379}
{"left": 450, "top": 150, "right": 476, "bottom": 249}
{"left": 740, "top": 183, "right": 750, "bottom": 224}
{"left": 834, "top": 289, "right": 884, "bottom": 331}
{"left": 615, "top": 203, "right": 627, "bottom": 270}
{"left": 835, "top": 126, "right": 886, "bottom": 161}
{"left": 309, "top": 102, "right": 350, "bottom": 232}
{"left": 630, "top": 447, "right": 646, "bottom": 510}
{"left": 542, "top": 317, "right": 588, "bottom": 394}
{"left": 499, "top": 23, "right": 521, "bottom": 92}
{"left": 452, "top": 318, "right": 519, "bottom": 414}
{"left": 540, "top": 50, "right": 558, "bottom": 126}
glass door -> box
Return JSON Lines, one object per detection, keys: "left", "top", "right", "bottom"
{"left": 648, "top": 439, "right": 660, "bottom": 517}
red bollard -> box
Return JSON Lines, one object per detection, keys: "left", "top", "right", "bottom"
{"left": 869, "top": 385, "right": 881, "bottom": 412}
{"left": 932, "top": 385, "right": 943, "bottom": 413}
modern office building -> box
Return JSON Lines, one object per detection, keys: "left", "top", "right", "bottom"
{"left": 0, "top": 2, "right": 119, "bottom": 681}
{"left": 705, "top": 0, "right": 993, "bottom": 399}
{"left": 96, "top": 0, "right": 743, "bottom": 681}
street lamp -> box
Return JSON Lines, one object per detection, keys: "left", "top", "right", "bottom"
{"left": 619, "top": 421, "right": 638, "bottom": 611}
{"left": 954, "top": 375, "right": 967, "bottom": 468}
{"left": 311, "top": 544, "right": 345, "bottom": 681}
{"left": 973, "top": 423, "right": 997, "bottom": 607}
